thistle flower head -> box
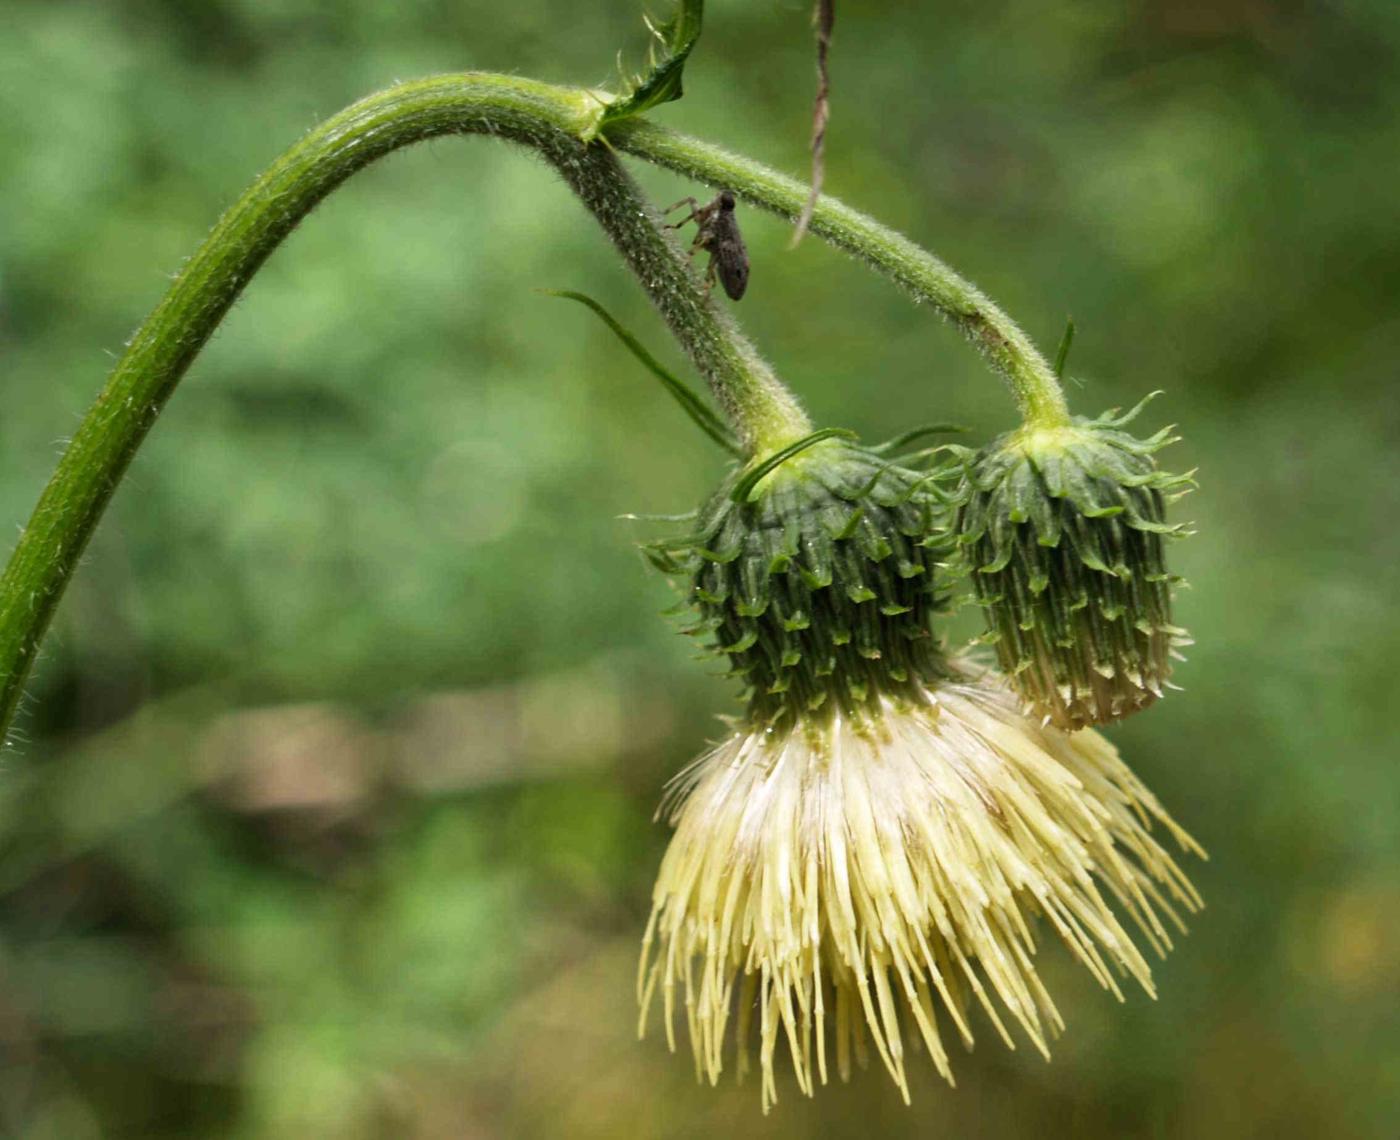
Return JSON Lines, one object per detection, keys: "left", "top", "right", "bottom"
{"left": 639, "top": 435, "right": 1203, "bottom": 1110}
{"left": 644, "top": 433, "right": 959, "bottom": 738}
{"left": 955, "top": 398, "right": 1194, "bottom": 731}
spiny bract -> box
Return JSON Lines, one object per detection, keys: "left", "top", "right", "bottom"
{"left": 644, "top": 436, "right": 959, "bottom": 737}
{"left": 956, "top": 399, "right": 1194, "bottom": 731}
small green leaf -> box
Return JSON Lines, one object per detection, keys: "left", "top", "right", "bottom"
{"left": 587, "top": 1, "right": 704, "bottom": 139}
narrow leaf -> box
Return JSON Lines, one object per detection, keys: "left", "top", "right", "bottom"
{"left": 871, "top": 423, "right": 970, "bottom": 455}
{"left": 541, "top": 289, "right": 740, "bottom": 455}
{"left": 1053, "top": 316, "right": 1075, "bottom": 380}
{"left": 731, "top": 428, "right": 857, "bottom": 503}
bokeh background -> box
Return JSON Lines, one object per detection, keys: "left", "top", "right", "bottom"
{"left": 2, "top": 1, "right": 1397, "bottom": 1136}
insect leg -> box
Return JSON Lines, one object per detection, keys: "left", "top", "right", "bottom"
{"left": 702, "top": 253, "right": 718, "bottom": 295}
{"left": 663, "top": 197, "right": 700, "bottom": 229}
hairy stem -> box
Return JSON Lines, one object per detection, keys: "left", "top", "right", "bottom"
{"left": 608, "top": 118, "right": 1072, "bottom": 429}
{"left": 0, "top": 70, "right": 1073, "bottom": 741}
{"left": 0, "top": 73, "right": 809, "bottom": 737}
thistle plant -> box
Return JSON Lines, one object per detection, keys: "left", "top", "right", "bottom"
{"left": 0, "top": 0, "right": 1203, "bottom": 1115}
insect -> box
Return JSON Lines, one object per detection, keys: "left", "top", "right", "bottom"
{"left": 665, "top": 190, "right": 750, "bottom": 301}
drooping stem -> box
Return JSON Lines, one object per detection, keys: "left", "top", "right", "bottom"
{"left": 0, "top": 70, "right": 1074, "bottom": 741}
{"left": 608, "top": 118, "right": 1073, "bottom": 430}
{"left": 0, "top": 73, "right": 809, "bottom": 737}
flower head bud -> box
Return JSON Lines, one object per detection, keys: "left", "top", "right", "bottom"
{"left": 646, "top": 434, "right": 957, "bottom": 738}
{"left": 956, "top": 399, "right": 1193, "bottom": 731}
{"left": 638, "top": 435, "right": 1203, "bottom": 1109}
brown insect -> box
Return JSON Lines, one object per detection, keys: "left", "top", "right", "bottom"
{"left": 665, "top": 190, "right": 750, "bottom": 301}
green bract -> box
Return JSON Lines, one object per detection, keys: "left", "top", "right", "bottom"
{"left": 956, "top": 399, "right": 1193, "bottom": 731}
{"left": 583, "top": 0, "right": 704, "bottom": 140}
{"left": 647, "top": 439, "right": 959, "bottom": 737}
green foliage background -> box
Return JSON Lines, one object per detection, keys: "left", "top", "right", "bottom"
{"left": 1, "top": 1, "right": 1397, "bottom": 1136}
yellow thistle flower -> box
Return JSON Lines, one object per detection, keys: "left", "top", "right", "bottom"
{"left": 638, "top": 670, "right": 1202, "bottom": 1110}
{"left": 638, "top": 435, "right": 1202, "bottom": 1110}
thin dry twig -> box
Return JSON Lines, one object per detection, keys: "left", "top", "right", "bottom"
{"left": 791, "top": 0, "right": 834, "bottom": 247}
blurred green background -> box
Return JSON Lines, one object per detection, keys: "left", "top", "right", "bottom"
{"left": 1, "top": 1, "right": 1397, "bottom": 1136}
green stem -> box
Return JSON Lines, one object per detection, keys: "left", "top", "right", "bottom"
{"left": 607, "top": 119, "right": 1073, "bottom": 430}
{"left": 0, "top": 73, "right": 810, "bottom": 737}
{"left": 0, "top": 71, "right": 1073, "bottom": 742}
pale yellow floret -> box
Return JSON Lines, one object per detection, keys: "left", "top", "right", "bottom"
{"left": 638, "top": 672, "right": 1203, "bottom": 1112}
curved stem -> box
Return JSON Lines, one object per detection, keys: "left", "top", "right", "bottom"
{"left": 0, "top": 73, "right": 810, "bottom": 737}
{"left": 608, "top": 119, "right": 1073, "bottom": 430}
{"left": 0, "top": 70, "right": 1075, "bottom": 741}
